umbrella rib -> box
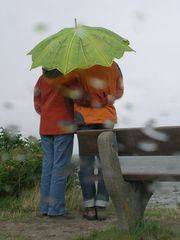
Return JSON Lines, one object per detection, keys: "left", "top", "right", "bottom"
{"left": 83, "top": 32, "right": 112, "bottom": 66}
{"left": 79, "top": 38, "right": 88, "bottom": 66}
{"left": 64, "top": 31, "right": 77, "bottom": 73}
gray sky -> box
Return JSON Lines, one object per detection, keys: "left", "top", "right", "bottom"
{"left": 0, "top": 0, "right": 180, "bottom": 138}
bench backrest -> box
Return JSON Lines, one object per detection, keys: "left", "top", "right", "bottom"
{"left": 77, "top": 126, "right": 180, "bottom": 181}
{"left": 77, "top": 126, "right": 180, "bottom": 156}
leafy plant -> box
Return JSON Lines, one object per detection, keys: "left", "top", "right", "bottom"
{"left": 0, "top": 127, "right": 42, "bottom": 196}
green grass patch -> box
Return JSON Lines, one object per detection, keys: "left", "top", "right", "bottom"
{"left": 0, "top": 176, "right": 82, "bottom": 220}
{"left": 0, "top": 233, "right": 28, "bottom": 240}
{"left": 77, "top": 227, "right": 131, "bottom": 240}
{"left": 76, "top": 221, "right": 180, "bottom": 240}
{"left": 145, "top": 207, "right": 180, "bottom": 221}
{"left": 0, "top": 185, "right": 40, "bottom": 220}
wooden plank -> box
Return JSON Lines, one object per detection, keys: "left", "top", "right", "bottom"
{"left": 123, "top": 173, "right": 180, "bottom": 181}
{"left": 119, "top": 156, "right": 180, "bottom": 181}
{"left": 77, "top": 126, "right": 180, "bottom": 156}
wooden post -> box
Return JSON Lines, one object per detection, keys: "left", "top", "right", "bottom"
{"left": 97, "top": 131, "right": 153, "bottom": 231}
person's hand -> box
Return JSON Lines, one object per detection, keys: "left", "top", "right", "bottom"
{"left": 107, "top": 95, "right": 115, "bottom": 104}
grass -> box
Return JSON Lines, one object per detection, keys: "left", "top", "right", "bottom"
{"left": 0, "top": 233, "right": 28, "bottom": 240}
{"left": 75, "top": 205, "right": 180, "bottom": 240}
{"left": 76, "top": 221, "right": 180, "bottom": 240}
{"left": 0, "top": 184, "right": 40, "bottom": 220}
{"left": 0, "top": 178, "right": 83, "bottom": 220}
{"left": 145, "top": 206, "right": 180, "bottom": 221}
{"left": 1, "top": 185, "right": 180, "bottom": 240}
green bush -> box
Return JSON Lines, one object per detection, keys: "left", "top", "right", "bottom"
{"left": 0, "top": 127, "right": 80, "bottom": 198}
{"left": 0, "top": 127, "right": 42, "bottom": 196}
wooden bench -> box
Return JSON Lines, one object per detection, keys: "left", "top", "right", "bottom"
{"left": 77, "top": 126, "right": 180, "bottom": 231}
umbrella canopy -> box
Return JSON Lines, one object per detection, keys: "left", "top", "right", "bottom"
{"left": 28, "top": 22, "right": 134, "bottom": 75}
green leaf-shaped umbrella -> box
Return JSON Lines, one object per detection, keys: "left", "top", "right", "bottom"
{"left": 28, "top": 21, "right": 134, "bottom": 75}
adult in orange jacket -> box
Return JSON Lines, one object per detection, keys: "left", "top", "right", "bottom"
{"left": 75, "top": 62, "right": 124, "bottom": 220}
{"left": 34, "top": 68, "right": 87, "bottom": 218}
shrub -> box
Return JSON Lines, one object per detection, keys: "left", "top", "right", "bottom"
{"left": 0, "top": 127, "right": 42, "bottom": 196}
{"left": 0, "top": 127, "right": 80, "bottom": 199}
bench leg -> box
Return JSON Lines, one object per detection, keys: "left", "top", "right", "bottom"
{"left": 97, "top": 131, "right": 153, "bottom": 232}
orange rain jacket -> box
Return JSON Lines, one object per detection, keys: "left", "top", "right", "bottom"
{"left": 33, "top": 71, "right": 107, "bottom": 135}
{"left": 34, "top": 73, "right": 82, "bottom": 135}
{"left": 74, "top": 62, "right": 124, "bottom": 125}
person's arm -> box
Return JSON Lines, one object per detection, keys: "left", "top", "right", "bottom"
{"left": 106, "top": 64, "right": 124, "bottom": 105}
{"left": 46, "top": 72, "right": 108, "bottom": 108}
{"left": 114, "top": 63, "right": 124, "bottom": 100}
{"left": 87, "top": 90, "right": 108, "bottom": 108}
{"left": 34, "top": 78, "right": 41, "bottom": 114}
{"left": 64, "top": 79, "right": 108, "bottom": 108}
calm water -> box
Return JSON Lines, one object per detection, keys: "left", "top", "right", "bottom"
{"left": 148, "top": 182, "right": 180, "bottom": 208}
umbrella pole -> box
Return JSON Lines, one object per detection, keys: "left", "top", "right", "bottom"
{"left": 74, "top": 18, "right": 77, "bottom": 28}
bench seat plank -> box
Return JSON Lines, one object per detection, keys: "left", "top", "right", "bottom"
{"left": 120, "top": 156, "right": 180, "bottom": 181}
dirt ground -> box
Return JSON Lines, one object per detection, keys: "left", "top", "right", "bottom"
{"left": 0, "top": 214, "right": 117, "bottom": 240}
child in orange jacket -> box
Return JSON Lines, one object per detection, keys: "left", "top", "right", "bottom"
{"left": 75, "top": 62, "right": 124, "bottom": 220}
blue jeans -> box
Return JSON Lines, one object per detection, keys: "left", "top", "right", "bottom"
{"left": 40, "top": 134, "right": 74, "bottom": 215}
{"left": 78, "top": 124, "right": 110, "bottom": 208}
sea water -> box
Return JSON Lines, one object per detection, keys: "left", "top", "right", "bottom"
{"left": 148, "top": 182, "right": 180, "bottom": 208}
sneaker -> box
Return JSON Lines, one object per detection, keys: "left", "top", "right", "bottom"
{"left": 96, "top": 207, "right": 107, "bottom": 221}
{"left": 83, "top": 207, "right": 97, "bottom": 221}
{"left": 48, "top": 212, "right": 74, "bottom": 220}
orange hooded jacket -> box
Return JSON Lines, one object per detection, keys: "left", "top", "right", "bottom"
{"left": 74, "top": 61, "right": 124, "bottom": 125}
{"left": 33, "top": 70, "right": 105, "bottom": 135}
{"left": 34, "top": 71, "right": 86, "bottom": 135}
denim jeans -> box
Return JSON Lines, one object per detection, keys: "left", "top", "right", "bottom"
{"left": 40, "top": 134, "right": 74, "bottom": 215}
{"left": 78, "top": 124, "right": 111, "bottom": 208}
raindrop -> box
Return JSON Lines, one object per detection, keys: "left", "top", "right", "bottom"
{"left": 34, "top": 86, "right": 41, "bottom": 97}
{"left": 173, "top": 152, "right": 180, "bottom": 156}
{"left": 118, "top": 143, "right": 125, "bottom": 151}
{"left": 27, "top": 135, "right": 39, "bottom": 143}
{"left": 137, "top": 141, "right": 158, "bottom": 152}
{"left": 133, "top": 11, "right": 147, "bottom": 22}
{"left": 6, "top": 124, "right": 20, "bottom": 135}
{"left": 103, "top": 120, "right": 114, "bottom": 128}
{"left": 147, "top": 182, "right": 160, "bottom": 193}
{"left": 58, "top": 120, "right": 77, "bottom": 132}
{"left": 144, "top": 119, "right": 156, "bottom": 128}
{"left": 3, "top": 102, "right": 14, "bottom": 110}
{"left": 160, "top": 111, "right": 170, "bottom": 117}
{"left": 4, "top": 185, "right": 12, "bottom": 193}
{"left": 142, "top": 126, "right": 169, "bottom": 142}
{"left": 1, "top": 153, "right": 10, "bottom": 161}
{"left": 15, "top": 154, "right": 26, "bottom": 162}
{"left": 121, "top": 117, "right": 132, "bottom": 125}
{"left": 34, "top": 23, "right": 48, "bottom": 32}
{"left": 107, "top": 95, "right": 115, "bottom": 104}
{"left": 88, "top": 78, "right": 107, "bottom": 89}
{"left": 124, "top": 103, "right": 134, "bottom": 111}
{"left": 44, "top": 196, "right": 55, "bottom": 204}
{"left": 65, "top": 89, "right": 83, "bottom": 100}
{"left": 91, "top": 101, "right": 103, "bottom": 108}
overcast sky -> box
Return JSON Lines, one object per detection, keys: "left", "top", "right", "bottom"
{"left": 0, "top": 0, "right": 180, "bottom": 139}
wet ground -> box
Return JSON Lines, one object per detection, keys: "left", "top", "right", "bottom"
{"left": 1, "top": 182, "right": 180, "bottom": 240}
{"left": 0, "top": 214, "right": 117, "bottom": 240}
